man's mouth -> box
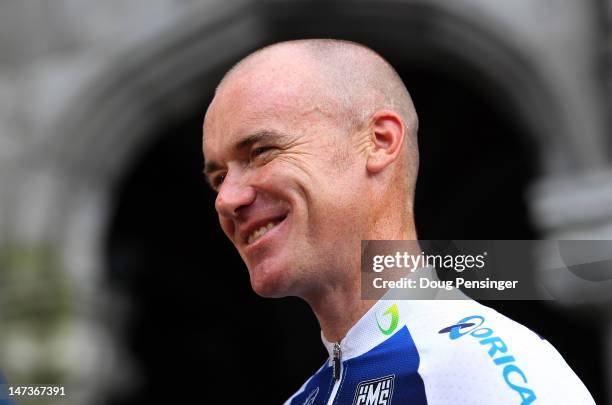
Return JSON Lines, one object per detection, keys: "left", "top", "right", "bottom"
{"left": 247, "top": 220, "right": 281, "bottom": 244}
{"left": 245, "top": 216, "right": 287, "bottom": 245}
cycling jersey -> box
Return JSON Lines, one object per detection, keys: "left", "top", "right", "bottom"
{"left": 284, "top": 290, "right": 595, "bottom": 404}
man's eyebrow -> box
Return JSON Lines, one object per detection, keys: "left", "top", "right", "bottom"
{"left": 202, "top": 129, "right": 287, "bottom": 179}
{"left": 203, "top": 160, "right": 222, "bottom": 178}
{"left": 234, "top": 129, "right": 287, "bottom": 150}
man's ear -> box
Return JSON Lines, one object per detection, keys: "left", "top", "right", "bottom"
{"left": 366, "top": 110, "right": 405, "bottom": 174}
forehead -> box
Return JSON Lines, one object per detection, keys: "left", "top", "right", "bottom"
{"left": 203, "top": 59, "right": 332, "bottom": 156}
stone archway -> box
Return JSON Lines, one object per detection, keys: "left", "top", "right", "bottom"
{"left": 9, "top": 0, "right": 609, "bottom": 402}
{"left": 43, "top": 1, "right": 612, "bottom": 306}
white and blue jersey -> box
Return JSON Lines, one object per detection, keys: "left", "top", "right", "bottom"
{"left": 284, "top": 294, "right": 595, "bottom": 404}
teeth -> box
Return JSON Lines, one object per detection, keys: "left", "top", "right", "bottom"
{"left": 247, "top": 221, "right": 280, "bottom": 244}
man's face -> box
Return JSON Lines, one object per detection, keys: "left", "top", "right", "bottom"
{"left": 203, "top": 58, "right": 366, "bottom": 297}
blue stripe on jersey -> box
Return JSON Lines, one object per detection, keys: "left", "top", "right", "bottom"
{"left": 289, "top": 362, "right": 335, "bottom": 405}
{"left": 333, "top": 326, "right": 427, "bottom": 405}
{"left": 290, "top": 326, "right": 427, "bottom": 405}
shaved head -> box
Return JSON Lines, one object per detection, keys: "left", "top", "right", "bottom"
{"left": 203, "top": 38, "right": 420, "bottom": 300}
{"left": 213, "top": 38, "right": 419, "bottom": 200}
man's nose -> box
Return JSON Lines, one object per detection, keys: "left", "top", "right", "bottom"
{"left": 215, "top": 173, "right": 256, "bottom": 219}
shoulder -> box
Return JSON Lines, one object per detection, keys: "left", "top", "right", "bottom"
{"left": 282, "top": 362, "right": 327, "bottom": 405}
{"left": 399, "top": 299, "right": 595, "bottom": 404}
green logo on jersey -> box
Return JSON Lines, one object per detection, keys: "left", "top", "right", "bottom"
{"left": 376, "top": 303, "right": 399, "bottom": 335}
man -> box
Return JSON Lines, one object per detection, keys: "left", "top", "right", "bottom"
{"left": 202, "top": 39, "right": 594, "bottom": 404}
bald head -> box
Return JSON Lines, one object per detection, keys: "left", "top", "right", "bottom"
{"left": 219, "top": 40, "right": 417, "bottom": 129}
{"left": 213, "top": 39, "right": 419, "bottom": 198}
{"left": 204, "top": 39, "right": 421, "bottom": 298}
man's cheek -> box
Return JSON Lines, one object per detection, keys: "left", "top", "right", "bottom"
{"left": 262, "top": 160, "right": 304, "bottom": 185}
{"left": 219, "top": 217, "right": 235, "bottom": 242}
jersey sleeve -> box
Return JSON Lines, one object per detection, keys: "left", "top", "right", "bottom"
{"left": 408, "top": 302, "right": 596, "bottom": 405}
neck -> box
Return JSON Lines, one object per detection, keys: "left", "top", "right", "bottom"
{"left": 308, "top": 280, "right": 376, "bottom": 343}
{"left": 305, "top": 223, "right": 417, "bottom": 343}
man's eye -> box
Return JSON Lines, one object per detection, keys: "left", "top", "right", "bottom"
{"left": 213, "top": 174, "right": 226, "bottom": 189}
{"left": 251, "top": 146, "right": 274, "bottom": 160}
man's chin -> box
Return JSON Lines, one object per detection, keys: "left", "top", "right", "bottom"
{"left": 248, "top": 263, "right": 291, "bottom": 298}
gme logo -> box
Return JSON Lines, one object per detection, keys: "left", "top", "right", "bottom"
{"left": 353, "top": 375, "right": 395, "bottom": 405}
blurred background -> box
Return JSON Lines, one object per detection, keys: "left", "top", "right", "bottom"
{"left": 0, "top": 0, "right": 611, "bottom": 404}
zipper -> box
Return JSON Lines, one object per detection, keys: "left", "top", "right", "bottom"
{"left": 327, "top": 341, "right": 343, "bottom": 405}
{"left": 332, "top": 342, "right": 342, "bottom": 381}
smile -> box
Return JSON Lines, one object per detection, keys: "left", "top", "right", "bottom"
{"left": 247, "top": 218, "right": 285, "bottom": 245}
